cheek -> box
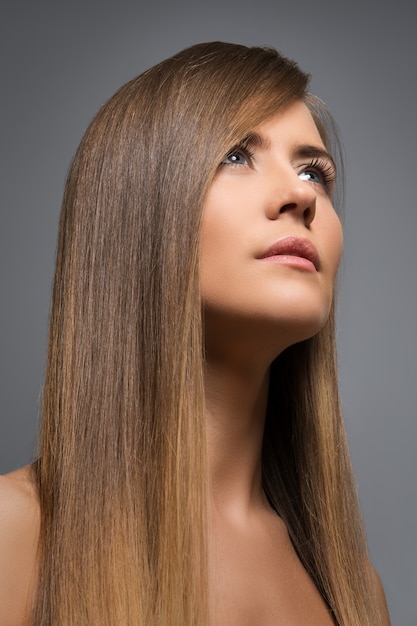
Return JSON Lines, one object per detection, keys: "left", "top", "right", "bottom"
{"left": 321, "top": 210, "right": 344, "bottom": 281}
{"left": 199, "top": 185, "right": 246, "bottom": 303}
{"left": 199, "top": 218, "right": 234, "bottom": 305}
{"left": 331, "top": 218, "right": 344, "bottom": 276}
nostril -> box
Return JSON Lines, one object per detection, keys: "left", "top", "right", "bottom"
{"left": 304, "top": 204, "right": 316, "bottom": 227}
{"left": 278, "top": 203, "right": 315, "bottom": 226}
{"left": 304, "top": 206, "right": 312, "bottom": 222}
{"left": 279, "top": 202, "right": 297, "bottom": 214}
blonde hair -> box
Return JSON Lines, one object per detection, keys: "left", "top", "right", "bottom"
{"left": 33, "top": 42, "right": 382, "bottom": 624}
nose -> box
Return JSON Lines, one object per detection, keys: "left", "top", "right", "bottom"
{"left": 267, "top": 173, "right": 317, "bottom": 228}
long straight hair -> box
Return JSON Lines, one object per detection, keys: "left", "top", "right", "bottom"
{"left": 33, "top": 42, "right": 383, "bottom": 624}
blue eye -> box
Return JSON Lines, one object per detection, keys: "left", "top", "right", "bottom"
{"left": 222, "top": 151, "right": 250, "bottom": 166}
{"left": 298, "top": 158, "right": 336, "bottom": 192}
{"left": 299, "top": 170, "right": 322, "bottom": 184}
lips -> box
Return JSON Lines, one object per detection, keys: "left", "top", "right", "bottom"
{"left": 259, "top": 236, "right": 320, "bottom": 271}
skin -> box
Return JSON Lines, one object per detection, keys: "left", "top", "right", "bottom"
{"left": 0, "top": 467, "right": 39, "bottom": 626}
{"left": 203, "top": 100, "right": 343, "bottom": 624}
{"left": 0, "top": 100, "right": 390, "bottom": 625}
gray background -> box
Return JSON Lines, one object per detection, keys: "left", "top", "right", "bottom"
{"left": 1, "top": 1, "right": 416, "bottom": 624}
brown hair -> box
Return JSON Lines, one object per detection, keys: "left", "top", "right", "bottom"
{"left": 33, "top": 42, "right": 382, "bottom": 624}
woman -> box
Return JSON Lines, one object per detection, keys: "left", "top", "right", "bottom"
{"left": 0, "top": 41, "right": 390, "bottom": 625}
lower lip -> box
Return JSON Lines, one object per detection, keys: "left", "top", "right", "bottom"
{"left": 262, "top": 255, "right": 317, "bottom": 272}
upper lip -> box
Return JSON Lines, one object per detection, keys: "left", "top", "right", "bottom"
{"left": 258, "top": 235, "right": 320, "bottom": 270}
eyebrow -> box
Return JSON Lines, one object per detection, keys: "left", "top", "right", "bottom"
{"left": 239, "top": 131, "right": 271, "bottom": 152}
{"left": 293, "top": 145, "right": 337, "bottom": 173}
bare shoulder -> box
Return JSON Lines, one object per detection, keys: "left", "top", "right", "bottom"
{"left": 0, "top": 465, "right": 40, "bottom": 626}
{"left": 0, "top": 464, "right": 40, "bottom": 530}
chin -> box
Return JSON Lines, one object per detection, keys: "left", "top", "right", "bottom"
{"left": 255, "top": 290, "right": 334, "bottom": 354}
{"left": 264, "top": 311, "right": 330, "bottom": 353}
{"left": 285, "top": 318, "right": 328, "bottom": 347}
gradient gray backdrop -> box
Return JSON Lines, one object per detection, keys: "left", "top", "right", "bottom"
{"left": 1, "top": 2, "right": 416, "bottom": 624}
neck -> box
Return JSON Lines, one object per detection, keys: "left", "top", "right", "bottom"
{"left": 204, "top": 357, "right": 271, "bottom": 520}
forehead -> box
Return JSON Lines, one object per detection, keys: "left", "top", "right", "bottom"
{"left": 253, "top": 100, "right": 326, "bottom": 150}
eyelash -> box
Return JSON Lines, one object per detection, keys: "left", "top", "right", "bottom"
{"left": 302, "top": 157, "right": 337, "bottom": 191}
{"left": 221, "top": 148, "right": 336, "bottom": 192}
{"left": 221, "top": 144, "right": 255, "bottom": 167}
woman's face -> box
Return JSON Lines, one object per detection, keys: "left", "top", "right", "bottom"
{"left": 200, "top": 100, "right": 343, "bottom": 355}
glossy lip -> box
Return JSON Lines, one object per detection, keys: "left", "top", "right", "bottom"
{"left": 258, "top": 235, "right": 320, "bottom": 271}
